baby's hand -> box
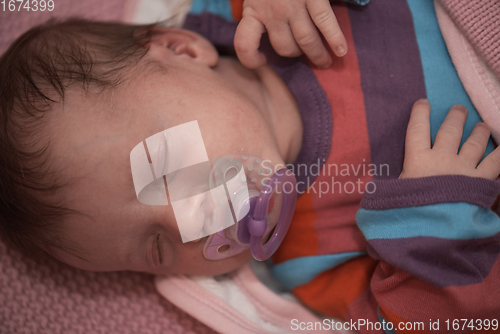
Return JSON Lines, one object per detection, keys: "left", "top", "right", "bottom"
{"left": 400, "top": 99, "right": 500, "bottom": 180}
{"left": 234, "top": 0, "right": 347, "bottom": 69}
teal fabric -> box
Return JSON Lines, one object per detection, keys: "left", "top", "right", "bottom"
{"left": 190, "top": 0, "right": 234, "bottom": 21}
{"left": 407, "top": 0, "right": 495, "bottom": 158}
{"left": 345, "top": 0, "right": 370, "bottom": 4}
{"left": 357, "top": 202, "right": 500, "bottom": 240}
{"left": 271, "top": 251, "right": 366, "bottom": 290}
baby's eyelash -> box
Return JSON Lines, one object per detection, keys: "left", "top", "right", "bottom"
{"left": 156, "top": 234, "right": 163, "bottom": 265}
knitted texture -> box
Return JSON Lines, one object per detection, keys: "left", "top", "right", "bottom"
{"left": 439, "top": 0, "right": 500, "bottom": 79}
{"left": 0, "top": 238, "right": 218, "bottom": 334}
{"left": 360, "top": 175, "right": 500, "bottom": 210}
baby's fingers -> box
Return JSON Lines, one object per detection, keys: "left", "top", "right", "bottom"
{"left": 405, "top": 99, "right": 431, "bottom": 155}
{"left": 476, "top": 145, "right": 500, "bottom": 180}
{"left": 306, "top": 0, "right": 347, "bottom": 57}
{"left": 235, "top": 15, "right": 267, "bottom": 69}
{"left": 289, "top": 8, "right": 332, "bottom": 67}
{"left": 458, "top": 122, "right": 490, "bottom": 167}
{"left": 267, "top": 21, "right": 302, "bottom": 58}
{"left": 433, "top": 105, "right": 467, "bottom": 153}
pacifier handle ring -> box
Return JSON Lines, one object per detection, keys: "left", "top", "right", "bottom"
{"left": 249, "top": 168, "right": 297, "bottom": 261}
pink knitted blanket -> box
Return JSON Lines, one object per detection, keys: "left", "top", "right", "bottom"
{"left": 439, "top": 0, "right": 500, "bottom": 78}
{"left": 0, "top": 238, "right": 217, "bottom": 333}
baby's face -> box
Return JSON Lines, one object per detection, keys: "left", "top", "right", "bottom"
{"left": 45, "top": 29, "right": 289, "bottom": 276}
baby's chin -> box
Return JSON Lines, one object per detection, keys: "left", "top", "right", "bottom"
{"left": 151, "top": 248, "right": 253, "bottom": 277}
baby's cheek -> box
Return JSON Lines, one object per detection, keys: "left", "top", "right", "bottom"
{"left": 171, "top": 194, "right": 207, "bottom": 241}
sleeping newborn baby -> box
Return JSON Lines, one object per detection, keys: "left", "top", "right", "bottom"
{"left": 0, "top": 0, "right": 352, "bottom": 276}
{"left": 0, "top": 20, "right": 304, "bottom": 276}
{"left": 1, "top": 0, "right": 500, "bottom": 331}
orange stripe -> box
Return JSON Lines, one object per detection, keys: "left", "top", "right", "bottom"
{"left": 272, "top": 191, "right": 318, "bottom": 263}
{"left": 292, "top": 255, "right": 377, "bottom": 319}
{"left": 230, "top": 0, "right": 244, "bottom": 21}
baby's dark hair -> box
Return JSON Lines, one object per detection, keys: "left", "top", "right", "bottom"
{"left": 0, "top": 18, "right": 160, "bottom": 260}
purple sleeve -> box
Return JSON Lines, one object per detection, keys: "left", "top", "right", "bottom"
{"left": 361, "top": 174, "right": 500, "bottom": 210}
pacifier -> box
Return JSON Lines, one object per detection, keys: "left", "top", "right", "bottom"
{"left": 203, "top": 154, "right": 297, "bottom": 261}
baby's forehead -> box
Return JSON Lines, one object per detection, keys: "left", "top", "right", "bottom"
{"left": 44, "top": 97, "right": 135, "bottom": 175}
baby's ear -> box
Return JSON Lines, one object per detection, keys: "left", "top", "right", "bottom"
{"left": 147, "top": 28, "right": 218, "bottom": 67}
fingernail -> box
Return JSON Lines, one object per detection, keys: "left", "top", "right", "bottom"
{"left": 415, "top": 98, "right": 429, "bottom": 106}
{"left": 476, "top": 122, "right": 490, "bottom": 131}
{"left": 336, "top": 45, "right": 346, "bottom": 57}
{"left": 453, "top": 104, "right": 467, "bottom": 113}
{"left": 321, "top": 60, "right": 332, "bottom": 69}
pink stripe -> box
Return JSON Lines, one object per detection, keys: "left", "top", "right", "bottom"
{"left": 308, "top": 4, "right": 372, "bottom": 256}
{"left": 373, "top": 258, "right": 500, "bottom": 326}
